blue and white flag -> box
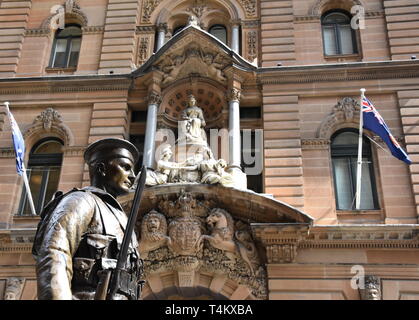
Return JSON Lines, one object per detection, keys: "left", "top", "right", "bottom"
{"left": 6, "top": 106, "right": 26, "bottom": 175}
{"left": 362, "top": 97, "right": 411, "bottom": 165}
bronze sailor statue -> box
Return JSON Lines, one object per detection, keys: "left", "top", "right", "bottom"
{"left": 32, "top": 138, "right": 146, "bottom": 300}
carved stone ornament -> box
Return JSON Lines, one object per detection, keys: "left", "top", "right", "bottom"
{"left": 187, "top": 0, "right": 208, "bottom": 18}
{"left": 41, "top": 0, "right": 88, "bottom": 29}
{"left": 137, "top": 190, "right": 267, "bottom": 299}
{"left": 227, "top": 88, "right": 241, "bottom": 102}
{"left": 238, "top": 0, "right": 257, "bottom": 18}
{"left": 23, "top": 108, "right": 74, "bottom": 146}
{"left": 4, "top": 277, "right": 25, "bottom": 300}
{"left": 138, "top": 37, "right": 150, "bottom": 66}
{"left": 157, "top": 45, "right": 228, "bottom": 86}
{"left": 148, "top": 91, "right": 162, "bottom": 105}
{"left": 317, "top": 97, "right": 359, "bottom": 139}
{"left": 35, "top": 107, "right": 62, "bottom": 131}
{"left": 142, "top": 0, "right": 162, "bottom": 23}
{"left": 247, "top": 31, "right": 257, "bottom": 62}
{"left": 359, "top": 275, "right": 381, "bottom": 300}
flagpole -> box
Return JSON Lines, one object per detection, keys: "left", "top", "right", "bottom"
{"left": 4, "top": 102, "right": 37, "bottom": 216}
{"left": 355, "top": 88, "right": 366, "bottom": 210}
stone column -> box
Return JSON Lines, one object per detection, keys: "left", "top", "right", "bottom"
{"left": 143, "top": 92, "right": 162, "bottom": 168}
{"left": 156, "top": 23, "right": 167, "bottom": 51}
{"left": 231, "top": 22, "right": 240, "bottom": 54}
{"left": 228, "top": 88, "right": 242, "bottom": 168}
{"left": 227, "top": 88, "right": 247, "bottom": 189}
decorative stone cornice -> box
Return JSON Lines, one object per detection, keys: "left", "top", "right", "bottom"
{"left": 241, "top": 20, "right": 260, "bottom": 28}
{"left": 136, "top": 25, "right": 156, "bottom": 34}
{"left": 251, "top": 224, "right": 419, "bottom": 264}
{"left": 25, "top": 28, "right": 51, "bottom": 37}
{"left": 0, "top": 147, "right": 15, "bottom": 158}
{"left": 294, "top": 16, "right": 320, "bottom": 23}
{"left": 0, "top": 76, "right": 132, "bottom": 95}
{"left": 63, "top": 145, "right": 85, "bottom": 157}
{"left": 81, "top": 26, "right": 104, "bottom": 34}
{"left": 301, "top": 138, "right": 330, "bottom": 150}
{"left": 252, "top": 223, "right": 310, "bottom": 263}
{"left": 302, "top": 225, "right": 419, "bottom": 249}
{"left": 0, "top": 229, "right": 36, "bottom": 254}
{"left": 258, "top": 61, "right": 419, "bottom": 85}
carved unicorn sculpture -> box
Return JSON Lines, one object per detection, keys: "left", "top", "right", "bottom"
{"left": 199, "top": 208, "right": 257, "bottom": 274}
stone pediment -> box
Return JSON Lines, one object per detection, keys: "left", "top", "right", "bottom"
{"left": 120, "top": 184, "right": 313, "bottom": 225}
{"left": 133, "top": 24, "right": 257, "bottom": 87}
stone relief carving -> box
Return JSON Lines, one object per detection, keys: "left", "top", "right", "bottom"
{"left": 4, "top": 277, "right": 25, "bottom": 300}
{"left": 359, "top": 275, "right": 381, "bottom": 300}
{"left": 139, "top": 210, "right": 171, "bottom": 257}
{"left": 142, "top": 0, "right": 162, "bottom": 23}
{"left": 137, "top": 191, "right": 267, "bottom": 299}
{"left": 187, "top": 0, "right": 208, "bottom": 18}
{"left": 238, "top": 0, "right": 257, "bottom": 18}
{"left": 138, "top": 37, "right": 150, "bottom": 66}
{"left": 23, "top": 107, "right": 74, "bottom": 146}
{"left": 41, "top": 0, "right": 88, "bottom": 29}
{"left": 157, "top": 47, "right": 228, "bottom": 85}
{"left": 35, "top": 107, "right": 62, "bottom": 131}
{"left": 247, "top": 31, "right": 257, "bottom": 62}
{"left": 317, "top": 97, "right": 359, "bottom": 139}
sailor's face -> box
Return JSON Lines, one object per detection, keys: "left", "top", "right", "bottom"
{"left": 104, "top": 157, "right": 135, "bottom": 197}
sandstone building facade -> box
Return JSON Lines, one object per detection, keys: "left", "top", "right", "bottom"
{"left": 0, "top": 0, "right": 419, "bottom": 300}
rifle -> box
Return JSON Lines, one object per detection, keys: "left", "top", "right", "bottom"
{"left": 94, "top": 166, "right": 147, "bottom": 300}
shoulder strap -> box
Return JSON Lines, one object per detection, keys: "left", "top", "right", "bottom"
{"left": 32, "top": 188, "right": 84, "bottom": 257}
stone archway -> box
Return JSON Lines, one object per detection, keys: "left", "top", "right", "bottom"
{"left": 141, "top": 270, "right": 256, "bottom": 300}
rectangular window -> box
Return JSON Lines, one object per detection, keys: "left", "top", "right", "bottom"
{"left": 323, "top": 26, "right": 337, "bottom": 55}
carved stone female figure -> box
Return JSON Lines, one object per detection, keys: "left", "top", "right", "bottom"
{"left": 200, "top": 148, "right": 234, "bottom": 187}
{"left": 179, "top": 95, "right": 207, "bottom": 144}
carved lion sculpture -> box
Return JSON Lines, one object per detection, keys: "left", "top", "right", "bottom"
{"left": 200, "top": 208, "right": 256, "bottom": 274}
{"left": 139, "top": 210, "right": 171, "bottom": 257}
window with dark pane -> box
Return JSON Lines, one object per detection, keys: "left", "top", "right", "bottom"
{"left": 18, "top": 138, "right": 63, "bottom": 215}
{"left": 50, "top": 25, "right": 82, "bottom": 68}
{"left": 209, "top": 25, "right": 227, "bottom": 45}
{"left": 321, "top": 10, "right": 357, "bottom": 56}
{"left": 331, "top": 129, "right": 379, "bottom": 210}
{"left": 241, "top": 130, "right": 263, "bottom": 193}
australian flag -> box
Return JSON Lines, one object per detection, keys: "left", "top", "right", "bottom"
{"left": 7, "top": 107, "right": 26, "bottom": 175}
{"left": 362, "top": 97, "right": 411, "bottom": 165}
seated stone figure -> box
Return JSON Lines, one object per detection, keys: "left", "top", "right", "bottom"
{"left": 200, "top": 147, "right": 234, "bottom": 187}
{"left": 146, "top": 145, "right": 196, "bottom": 185}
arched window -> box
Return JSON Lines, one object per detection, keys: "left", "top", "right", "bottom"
{"left": 18, "top": 138, "right": 63, "bottom": 215}
{"left": 50, "top": 24, "right": 82, "bottom": 68}
{"left": 331, "top": 129, "right": 379, "bottom": 210}
{"left": 321, "top": 10, "right": 357, "bottom": 56}
{"left": 209, "top": 24, "right": 227, "bottom": 45}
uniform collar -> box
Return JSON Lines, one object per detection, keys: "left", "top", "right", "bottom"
{"left": 81, "top": 186, "right": 124, "bottom": 211}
